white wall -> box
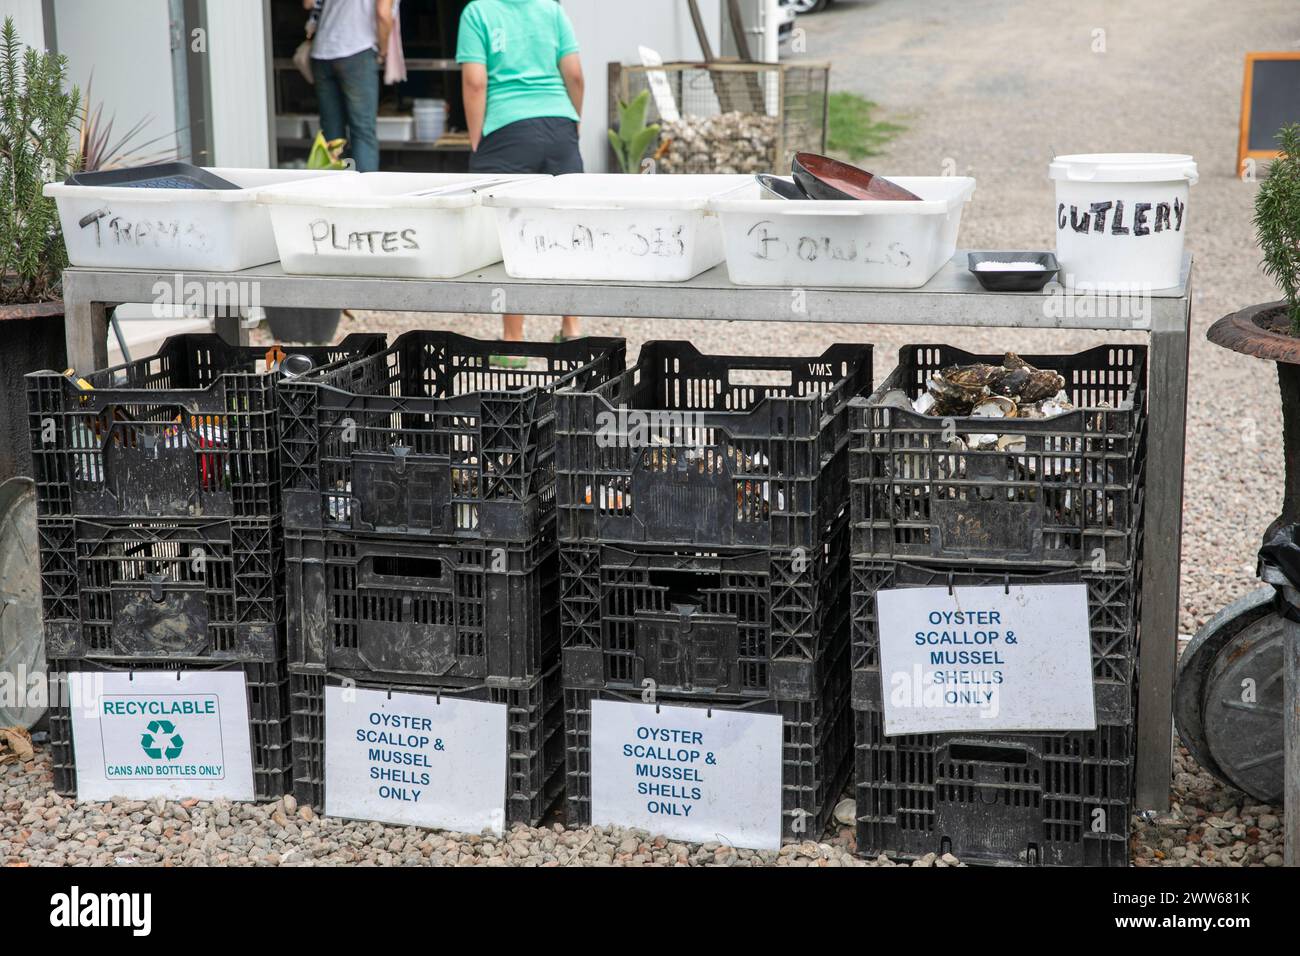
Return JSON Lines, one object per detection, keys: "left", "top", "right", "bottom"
{"left": 52, "top": 0, "right": 179, "bottom": 160}
{"left": 0, "top": 0, "right": 46, "bottom": 49}
{"left": 561, "top": 0, "right": 722, "bottom": 172}
{"left": 206, "top": 0, "right": 271, "bottom": 167}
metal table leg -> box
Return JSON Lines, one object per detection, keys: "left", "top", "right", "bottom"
{"left": 1135, "top": 294, "right": 1193, "bottom": 810}
{"left": 61, "top": 273, "right": 108, "bottom": 373}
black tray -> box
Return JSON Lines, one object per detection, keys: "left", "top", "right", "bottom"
{"left": 967, "top": 251, "right": 1059, "bottom": 292}
{"left": 65, "top": 161, "right": 240, "bottom": 190}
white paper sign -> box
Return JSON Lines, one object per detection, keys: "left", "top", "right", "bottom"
{"left": 324, "top": 686, "right": 507, "bottom": 834}
{"left": 876, "top": 583, "right": 1096, "bottom": 734}
{"left": 70, "top": 670, "right": 254, "bottom": 802}
{"left": 590, "top": 700, "right": 783, "bottom": 851}
{"left": 638, "top": 46, "right": 680, "bottom": 123}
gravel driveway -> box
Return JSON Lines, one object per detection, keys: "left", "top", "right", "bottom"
{"left": 5, "top": 0, "right": 1292, "bottom": 867}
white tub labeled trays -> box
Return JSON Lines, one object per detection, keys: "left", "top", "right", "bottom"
{"left": 258, "top": 172, "right": 541, "bottom": 279}
{"left": 710, "top": 176, "right": 977, "bottom": 288}
{"left": 481, "top": 174, "right": 752, "bottom": 282}
{"left": 45, "top": 167, "right": 346, "bottom": 272}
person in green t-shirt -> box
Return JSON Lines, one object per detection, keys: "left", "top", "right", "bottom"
{"left": 457, "top": 0, "right": 585, "bottom": 356}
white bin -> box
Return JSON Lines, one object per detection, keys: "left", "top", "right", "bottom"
{"left": 376, "top": 116, "right": 414, "bottom": 143}
{"left": 709, "top": 176, "right": 976, "bottom": 288}
{"left": 45, "top": 167, "right": 346, "bottom": 272}
{"left": 258, "top": 172, "right": 541, "bottom": 279}
{"left": 1049, "top": 153, "right": 1197, "bottom": 291}
{"left": 480, "top": 174, "right": 752, "bottom": 282}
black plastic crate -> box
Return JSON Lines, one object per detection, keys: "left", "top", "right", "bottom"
{"left": 850, "top": 344, "right": 1146, "bottom": 569}
{"left": 563, "top": 649, "right": 852, "bottom": 841}
{"left": 850, "top": 558, "right": 1142, "bottom": 723}
{"left": 561, "top": 517, "right": 850, "bottom": 701}
{"left": 277, "top": 331, "right": 626, "bottom": 540}
{"left": 853, "top": 674, "right": 1134, "bottom": 867}
{"left": 46, "top": 656, "right": 291, "bottom": 801}
{"left": 555, "top": 341, "right": 872, "bottom": 550}
{"left": 27, "top": 333, "right": 385, "bottom": 521}
{"left": 39, "top": 516, "right": 285, "bottom": 661}
{"left": 288, "top": 663, "right": 565, "bottom": 827}
{"left": 286, "top": 525, "right": 558, "bottom": 683}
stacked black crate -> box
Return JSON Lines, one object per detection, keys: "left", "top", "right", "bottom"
{"left": 556, "top": 342, "right": 873, "bottom": 840}
{"left": 849, "top": 344, "right": 1147, "bottom": 866}
{"left": 27, "top": 334, "right": 386, "bottom": 799}
{"left": 280, "top": 332, "right": 626, "bottom": 825}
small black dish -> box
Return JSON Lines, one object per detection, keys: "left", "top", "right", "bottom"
{"left": 754, "top": 173, "right": 807, "bottom": 200}
{"left": 66, "top": 161, "right": 240, "bottom": 190}
{"left": 967, "top": 251, "right": 1060, "bottom": 292}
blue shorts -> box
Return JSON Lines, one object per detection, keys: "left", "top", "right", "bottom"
{"left": 469, "top": 116, "right": 584, "bottom": 175}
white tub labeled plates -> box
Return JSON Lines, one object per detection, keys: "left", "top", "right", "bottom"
{"left": 589, "top": 699, "right": 783, "bottom": 851}
{"left": 258, "top": 172, "right": 539, "bottom": 278}
{"left": 323, "top": 685, "right": 508, "bottom": 834}
{"left": 46, "top": 167, "right": 346, "bottom": 272}
{"left": 711, "top": 176, "right": 976, "bottom": 288}
{"left": 1049, "top": 153, "right": 1197, "bottom": 291}
{"left": 481, "top": 174, "right": 751, "bottom": 282}
{"left": 69, "top": 670, "right": 254, "bottom": 802}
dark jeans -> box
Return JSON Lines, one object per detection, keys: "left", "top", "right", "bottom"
{"left": 312, "top": 48, "right": 379, "bottom": 172}
{"left": 469, "top": 117, "right": 584, "bottom": 175}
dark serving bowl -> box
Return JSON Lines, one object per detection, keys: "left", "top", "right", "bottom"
{"left": 755, "top": 173, "right": 808, "bottom": 200}
{"left": 791, "top": 152, "right": 922, "bottom": 202}
{"left": 967, "top": 251, "right": 1060, "bottom": 292}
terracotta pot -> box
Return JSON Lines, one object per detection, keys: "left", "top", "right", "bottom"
{"left": 1208, "top": 301, "right": 1300, "bottom": 540}
{"left": 0, "top": 299, "right": 66, "bottom": 483}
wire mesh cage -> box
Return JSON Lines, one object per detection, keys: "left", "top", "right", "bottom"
{"left": 614, "top": 61, "right": 829, "bottom": 174}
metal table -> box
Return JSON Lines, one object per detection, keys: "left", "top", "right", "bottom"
{"left": 59, "top": 251, "right": 1194, "bottom": 810}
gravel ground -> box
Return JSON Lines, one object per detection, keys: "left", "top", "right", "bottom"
{"left": 6, "top": 0, "right": 1293, "bottom": 866}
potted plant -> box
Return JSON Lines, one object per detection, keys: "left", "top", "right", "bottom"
{"left": 0, "top": 17, "right": 79, "bottom": 483}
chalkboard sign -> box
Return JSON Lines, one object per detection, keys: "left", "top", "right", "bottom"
{"left": 1239, "top": 52, "right": 1300, "bottom": 173}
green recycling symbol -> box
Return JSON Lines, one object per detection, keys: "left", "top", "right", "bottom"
{"left": 140, "top": 719, "right": 184, "bottom": 760}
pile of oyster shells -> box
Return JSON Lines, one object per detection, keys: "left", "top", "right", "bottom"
{"left": 657, "top": 113, "right": 782, "bottom": 174}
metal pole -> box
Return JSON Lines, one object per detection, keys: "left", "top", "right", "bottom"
{"left": 168, "top": 0, "right": 192, "bottom": 162}
{"left": 1286, "top": 605, "right": 1299, "bottom": 866}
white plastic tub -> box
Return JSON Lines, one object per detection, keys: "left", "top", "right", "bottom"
{"left": 258, "top": 172, "right": 541, "bottom": 279}
{"left": 709, "top": 176, "right": 977, "bottom": 288}
{"left": 376, "top": 116, "right": 414, "bottom": 142}
{"left": 480, "top": 174, "right": 752, "bottom": 282}
{"left": 45, "top": 167, "right": 346, "bottom": 271}
{"left": 1049, "top": 153, "right": 1197, "bottom": 291}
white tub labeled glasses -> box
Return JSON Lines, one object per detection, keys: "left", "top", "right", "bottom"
{"left": 480, "top": 174, "right": 752, "bottom": 282}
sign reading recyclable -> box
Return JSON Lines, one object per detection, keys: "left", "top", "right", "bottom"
{"left": 70, "top": 670, "right": 254, "bottom": 801}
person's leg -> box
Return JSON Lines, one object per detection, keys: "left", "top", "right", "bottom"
{"left": 545, "top": 119, "right": 586, "bottom": 340}
{"left": 502, "top": 314, "right": 525, "bottom": 340}
{"left": 336, "top": 49, "right": 380, "bottom": 172}
{"left": 313, "top": 58, "right": 347, "bottom": 144}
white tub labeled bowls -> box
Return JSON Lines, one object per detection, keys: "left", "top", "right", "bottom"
{"left": 46, "top": 167, "right": 345, "bottom": 272}
{"left": 710, "top": 176, "right": 976, "bottom": 288}
{"left": 480, "top": 174, "right": 752, "bottom": 282}
{"left": 258, "top": 172, "right": 540, "bottom": 278}
{"left": 1049, "top": 153, "right": 1197, "bottom": 291}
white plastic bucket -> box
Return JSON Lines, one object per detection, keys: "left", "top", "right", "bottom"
{"left": 710, "top": 175, "right": 976, "bottom": 288}
{"left": 1049, "top": 153, "right": 1197, "bottom": 291}
{"left": 45, "top": 167, "right": 346, "bottom": 271}
{"left": 413, "top": 100, "right": 447, "bottom": 142}
{"left": 480, "top": 174, "right": 752, "bottom": 282}
{"left": 257, "top": 172, "right": 542, "bottom": 279}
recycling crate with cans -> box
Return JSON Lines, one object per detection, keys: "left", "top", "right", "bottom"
{"left": 27, "top": 333, "right": 386, "bottom": 522}
{"left": 46, "top": 656, "right": 292, "bottom": 801}
{"left": 554, "top": 341, "right": 872, "bottom": 551}
{"left": 847, "top": 342, "right": 1148, "bottom": 865}
{"left": 288, "top": 662, "right": 565, "bottom": 827}
{"left": 850, "top": 344, "right": 1146, "bottom": 570}
{"left": 277, "top": 330, "right": 627, "bottom": 541}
